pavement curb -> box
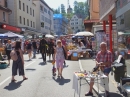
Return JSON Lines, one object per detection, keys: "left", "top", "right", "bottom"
{"left": 78, "top": 59, "right": 103, "bottom": 97}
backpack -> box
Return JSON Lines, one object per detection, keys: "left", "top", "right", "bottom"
{"left": 10, "top": 50, "right": 18, "bottom": 61}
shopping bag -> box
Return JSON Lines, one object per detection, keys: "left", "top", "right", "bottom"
{"left": 52, "top": 60, "right": 56, "bottom": 76}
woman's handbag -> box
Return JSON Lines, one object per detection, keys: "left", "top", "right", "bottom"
{"left": 62, "top": 46, "right": 67, "bottom": 59}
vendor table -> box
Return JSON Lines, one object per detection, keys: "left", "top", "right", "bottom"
{"left": 69, "top": 49, "right": 92, "bottom": 54}
{"left": 72, "top": 72, "right": 109, "bottom": 97}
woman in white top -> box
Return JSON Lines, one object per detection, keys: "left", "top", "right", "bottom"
{"left": 54, "top": 40, "right": 67, "bottom": 78}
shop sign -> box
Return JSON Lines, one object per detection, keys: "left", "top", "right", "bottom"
{"left": 2, "top": 24, "right": 21, "bottom": 32}
{"left": 84, "top": 19, "right": 100, "bottom": 23}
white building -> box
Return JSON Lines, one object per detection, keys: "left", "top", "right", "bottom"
{"left": 33, "top": 0, "right": 54, "bottom": 34}
{"left": 7, "top": 0, "right": 39, "bottom": 36}
{"left": 70, "top": 15, "right": 84, "bottom": 33}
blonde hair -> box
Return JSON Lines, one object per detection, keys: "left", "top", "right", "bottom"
{"left": 56, "top": 40, "right": 62, "bottom": 45}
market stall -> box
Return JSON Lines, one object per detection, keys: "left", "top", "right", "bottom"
{"left": 72, "top": 71, "right": 109, "bottom": 97}
{"left": 67, "top": 43, "right": 92, "bottom": 60}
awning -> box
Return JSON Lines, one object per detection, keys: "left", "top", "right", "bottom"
{"left": 4, "top": 31, "right": 24, "bottom": 38}
{"left": 118, "top": 31, "right": 130, "bottom": 35}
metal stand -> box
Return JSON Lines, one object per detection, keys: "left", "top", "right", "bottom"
{"left": 79, "top": 77, "right": 81, "bottom": 97}
{"left": 73, "top": 72, "right": 108, "bottom": 97}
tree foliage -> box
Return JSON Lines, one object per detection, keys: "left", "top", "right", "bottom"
{"left": 53, "top": 1, "right": 89, "bottom": 19}
{"left": 73, "top": 1, "right": 89, "bottom": 19}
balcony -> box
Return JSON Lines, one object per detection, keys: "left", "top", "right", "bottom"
{"left": 100, "top": 0, "right": 116, "bottom": 20}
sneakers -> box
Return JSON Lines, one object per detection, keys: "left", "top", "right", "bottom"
{"left": 85, "top": 92, "right": 93, "bottom": 96}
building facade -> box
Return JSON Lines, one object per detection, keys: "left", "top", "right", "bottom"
{"left": 53, "top": 14, "right": 68, "bottom": 36}
{"left": 89, "top": 0, "right": 99, "bottom": 20}
{"left": 33, "top": 0, "right": 54, "bottom": 34}
{"left": 99, "top": 0, "right": 117, "bottom": 52}
{"left": 70, "top": 15, "right": 84, "bottom": 33}
{"left": 7, "top": 0, "right": 39, "bottom": 36}
{"left": 116, "top": 0, "right": 130, "bottom": 76}
{"left": 0, "top": 0, "right": 22, "bottom": 33}
{"left": 116, "top": 0, "right": 130, "bottom": 31}
{"left": 0, "top": 0, "right": 11, "bottom": 24}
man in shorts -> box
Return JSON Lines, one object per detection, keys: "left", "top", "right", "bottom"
{"left": 85, "top": 42, "right": 113, "bottom": 97}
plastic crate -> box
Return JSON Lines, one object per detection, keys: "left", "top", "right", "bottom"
{"left": 0, "top": 64, "right": 8, "bottom": 69}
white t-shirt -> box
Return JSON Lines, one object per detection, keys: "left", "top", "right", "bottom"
{"left": 21, "top": 42, "right": 24, "bottom": 51}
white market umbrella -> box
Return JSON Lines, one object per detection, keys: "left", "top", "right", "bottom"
{"left": 45, "top": 34, "right": 54, "bottom": 38}
{"left": 5, "top": 31, "right": 24, "bottom": 38}
{"left": 75, "top": 31, "right": 94, "bottom": 36}
{"left": 118, "top": 31, "right": 124, "bottom": 35}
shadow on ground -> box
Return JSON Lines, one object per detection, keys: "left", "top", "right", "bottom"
{"left": 24, "top": 60, "right": 32, "bottom": 62}
{"left": 63, "top": 64, "right": 69, "bottom": 68}
{"left": 47, "top": 60, "right": 53, "bottom": 63}
{"left": 25, "top": 68, "right": 36, "bottom": 71}
{"left": 100, "top": 92, "right": 123, "bottom": 97}
{"left": 53, "top": 77, "right": 70, "bottom": 85}
{"left": 4, "top": 80, "right": 23, "bottom": 90}
{"left": 39, "top": 62, "right": 46, "bottom": 66}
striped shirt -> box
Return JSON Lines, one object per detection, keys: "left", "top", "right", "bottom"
{"left": 96, "top": 50, "right": 113, "bottom": 69}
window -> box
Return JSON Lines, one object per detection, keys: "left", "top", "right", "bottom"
{"left": 40, "top": 5, "right": 43, "bottom": 11}
{"left": 27, "top": 19, "right": 29, "bottom": 26}
{"left": 23, "top": 18, "right": 25, "bottom": 25}
{"left": 19, "top": 0, "right": 21, "bottom": 9}
{"left": 30, "top": 8, "right": 32, "bottom": 15}
{"left": 5, "top": 0, "right": 7, "bottom": 7}
{"left": 33, "top": 22, "right": 35, "bottom": 28}
{"left": 48, "top": 10, "right": 50, "bottom": 15}
{"left": 23, "top": 3, "right": 25, "bottom": 11}
{"left": 33, "top": 10, "right": 34, "bottom": 17}
{"left": 3, "top": 12, "right": 6, "bottom": 21}
{"left": 44, "top": 8, "right": 47, "bottom": 13}
{"left": 72, "top": 27, "right": 74, "bottom": 29}
{"left": 45, "top": 17, "right": 48, "bottom": 22}
{"left": 71, "top": 23, "right": 74, "bottom": 25}
{"left": 27, "top": 5, "right": 28, "bottom": 13}
{"left": 31, "top": 21, "right": 32, "bottom": 27}
{"left": 42, "top": 15, "right": 44, "bottom": 21}
{"left": 19, "top": 16, "right": 22, "bottom": 24}
{"left": 75, "top": 22, "right": 78, "bottom": 24}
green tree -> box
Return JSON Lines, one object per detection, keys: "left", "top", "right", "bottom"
{"left": 61, "top": 4, "right": 66, "bottom": 14}
{"left": 53, "top": 7, "right": 60, "bottom": 14}
{"left": 73, "top": 1, "right": 89, "bottom": 19}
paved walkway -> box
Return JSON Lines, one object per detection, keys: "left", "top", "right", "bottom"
{"left": 0, "top": 54, "right": 98, "bottom": 97}
{"left": 79, "top": 59, "right": 124, "bottom": 97}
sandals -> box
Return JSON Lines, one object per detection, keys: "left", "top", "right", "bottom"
{"left": 11, "top": 79, "right": 17, "bottom": 82}
{"left": 23, "top": 77, "right": 28, "bottom": 80}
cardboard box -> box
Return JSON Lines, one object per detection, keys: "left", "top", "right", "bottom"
{"left": 71, "top": 52, "right": 79, "bottom": 61}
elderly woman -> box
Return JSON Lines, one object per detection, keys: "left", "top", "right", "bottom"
{"left": 54, "top": 40, "right": 67, "bottom": 78}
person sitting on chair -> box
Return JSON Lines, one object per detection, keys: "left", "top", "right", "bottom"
{"left": 85, "top": 42, "right": 113, "bottom": 97}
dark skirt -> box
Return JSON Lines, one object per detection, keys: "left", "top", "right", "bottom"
{"left": 12, "top": 55, "right": 25, "bottom": 76}
{"left": 6, "top": 50, "right": 11, "bottom": 60}
{"left": 48, "top": 48, "right": 54, "bottom": 55}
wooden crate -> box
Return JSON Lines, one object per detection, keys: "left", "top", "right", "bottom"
{"left": 71, "top": 52, "right": 79, "bottom": 61}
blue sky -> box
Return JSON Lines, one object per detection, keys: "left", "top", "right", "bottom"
{"left": 45, "top": 0, "right": 86, "bottom": 10}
